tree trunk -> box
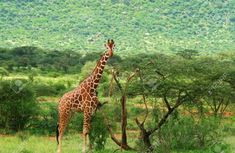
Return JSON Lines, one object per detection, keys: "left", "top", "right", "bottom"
{"left": 136, "top": 119, "right": 152, "bottom": 151}
{"left": 104, "top": 69, "right": 136, "bottom": 151}
{"left": 121, "top": 96, "right": 127, "bottom": 145}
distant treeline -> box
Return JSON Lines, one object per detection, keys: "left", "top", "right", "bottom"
{"left": 0, "top": 46, "right": 122, "bottom": 73}
{"left": 0, "top": 46, "right": 235, "bottom": 77}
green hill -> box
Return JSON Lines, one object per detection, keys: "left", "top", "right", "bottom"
{"left": 0, "top": 0, "right": 234, "bottom": 54}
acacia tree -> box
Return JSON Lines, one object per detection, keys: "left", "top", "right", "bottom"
{"left": 204, "top": 84, "right": 235, "bottom": 117}
{"left": 194, "top": 55, "right": 235, "bottom": 117}
{"left": 104, "top": 52, "right": 235, "bottom": 151}
{"left": 134, "top": 67, "right": 200, "bottom": 151}
{"left": 134, "top": 53, "right": 235, "bottom": 151}
{"left": 125, "top": 53, "right": 209, "bottom": 151}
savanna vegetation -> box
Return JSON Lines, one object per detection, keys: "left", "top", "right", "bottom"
{"left": 0, "top": 0, "right": 235, "bottom": 153}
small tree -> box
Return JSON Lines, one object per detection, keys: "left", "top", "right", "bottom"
{"left": 205, "top": 84, "right": 235, "bottom": 117}
{"left": 90, "top": 112, "right": 109, "bottom": 151}
{"left": 0, "top": 79, "right": 37, "bottom": 131}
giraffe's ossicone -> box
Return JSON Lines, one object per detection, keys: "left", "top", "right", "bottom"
{"left": 56, "top": 39, "right": 115, "bottom": 153}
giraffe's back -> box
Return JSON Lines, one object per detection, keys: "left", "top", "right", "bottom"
{"left": 58, "top": 89, "right": 84, "bottom": 112}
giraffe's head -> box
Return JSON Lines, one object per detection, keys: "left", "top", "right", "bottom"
{"left": 105, "top": 39, "right": 115, "bottom": 57}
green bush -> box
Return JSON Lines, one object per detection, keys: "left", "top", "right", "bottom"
{"left": 151, "top": 116, "right": 224, "bottom": 153}
{"left": 90, "top": 112, "right": 109, "bottom": 151}
{"left": 29, "top": 102, "right": 58, "bottom": 135}
{"left": 33, "top": 83, "right": 66, "bottom": 97}
{"left": 33, "top": 83, "right": 56, "bottom": 96}
{"left": 47, "top": 72, "right": 60, "bottom": 78}
{"left": 110, "top": 104, "right": 122, "bottom": 122}
{"left": 69, "top": 113, "right": 84, "bottom": 133}
{"left": 129, "top": 107, "right": 144, "bottom": 117}
{"left": 0, "top": 79, "right": 37, "bottom": 132}
{"left": 30, "top": 102, "right": 83, "bottom": 135}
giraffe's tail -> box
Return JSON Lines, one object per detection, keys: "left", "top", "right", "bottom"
{"left": 56, "top": 124, "right": 59, "bottom": 145}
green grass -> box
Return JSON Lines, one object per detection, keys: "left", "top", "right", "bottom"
{"left": 0, "top": 133, "right": 234, "bottom": 153}
{"left": 224, "top": 136, "right": 235, "bottom": 151}
{"left": 223, "top": 116, "right": 235, "bottom": 152}
{"left": 0, "top": 134, "right": 136, "bottom": 153}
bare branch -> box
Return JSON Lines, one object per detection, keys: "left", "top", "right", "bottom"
{"left": 163, "top": 94, "right": 171, "bottom": 111}
{"left": 155, "top": 70, "right": 166, "bottom": 79}
{"left": 149, "top": 91, "right": 189, "bottom": 135}
{"left": 220, "top": 98, "right": 230, "bottom": 114}
{"left": 137, "top": 68, "right": 149, "bottom": 124}
{"left": 109, "top": 69, "right": 114, "bottom": 96}
{"left": 100, "top": 111, "right": 121, "bottom": 146}
{"left": 108, "top": 69, "right": 136, "bottom": 151}
{"left": 111, "top": 69, "right": 123, "bottom": 93}
{"left": 102, "top": 111, "right": 133, "bottom": 150}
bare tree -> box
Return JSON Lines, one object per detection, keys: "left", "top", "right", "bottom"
{"left": 102, "top": 69, "right": 139, "bottom": 150}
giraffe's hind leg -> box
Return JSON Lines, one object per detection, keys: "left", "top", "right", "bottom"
{"left": 57, "top": 108, "right": 72, "bottom": 153}
{"left": 83, "top": 109, "right": 92, "bottom": 153}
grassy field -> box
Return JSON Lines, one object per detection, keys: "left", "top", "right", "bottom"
{"left": 0, "top": 133, "right": 137, "bottom": 153}
{"left": 0, "top": 95, "right": 234, "bottom": 153}
{"left": 224, "top": 136, "right": 235, "bottom": 151}
{"left": 0, "top": 133, "right": 234, "bottom": 153}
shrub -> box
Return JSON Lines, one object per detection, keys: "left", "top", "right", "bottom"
{"left": 69, "top": 113, "right": 84, "bottom": 133}
{"left": 33, "top": 83, "right": 66, "bottom": 97}
{"left": 110, "top": 104, "right": 122, "bottom": 122}
{"left": 151, "top": 116, "right": 224, "bottom": 153}
{"left": 0, "top": 79, "right": 37, "bottom": 132}
{"left": 129, "top": 107, "right": 144, "bottom": 117}
{"left": 30, "top": 102, "right": 84, "bottom": 135}
{"left": 89, "top": 112, "right": 109, "bottom": 151}
{"left": 33, "top": 83, "right": 56, "bottom": 96}
{"left": 47, "top": 72, "right": 60, "bottom": 78}
{"left": 29, "top": 102, "right": 58, "bottom": 135}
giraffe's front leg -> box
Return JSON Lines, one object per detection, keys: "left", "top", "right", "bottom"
{"left": 83, "top": 109, "right": 92, "bottom": 153}
{"left": 82, "top": 132, "right": 87, "bottom": 153}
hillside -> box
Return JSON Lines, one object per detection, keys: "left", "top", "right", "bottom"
{"left": 0, "top": 0, "right": 234, "bottom": 54}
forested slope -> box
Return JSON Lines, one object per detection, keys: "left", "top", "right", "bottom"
{"left": 1, "top": 0, "right": 234, "bottom": 54}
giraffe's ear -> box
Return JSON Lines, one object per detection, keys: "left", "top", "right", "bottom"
{"left": 111, "top": 40, "right": 115, "bottom": 50}
{"left": 106, "top": 39, "right": 115, "bottom": 50}
{"left": 110, "top": 39, "right": 114, "bottom": 44}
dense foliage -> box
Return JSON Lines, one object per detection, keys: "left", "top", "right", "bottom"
{"left": 0, "top": 79, "right": 37, "bottom": 131}
{"left": 0, "top": 0, "right": 234, "bottom": 53}
{"left": 90, "top": 112, "right": 109, "bottom": 151}
{"left": 0, "top": 46, "right": 121, "bottom": 73}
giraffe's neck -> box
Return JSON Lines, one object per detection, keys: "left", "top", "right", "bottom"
{"left": 91, "top": 52, "right": 110, "bottom": 89}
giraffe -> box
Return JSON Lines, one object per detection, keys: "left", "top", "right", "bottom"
{"left": 56, "top": 39, "right": 115, "bottom": 153}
